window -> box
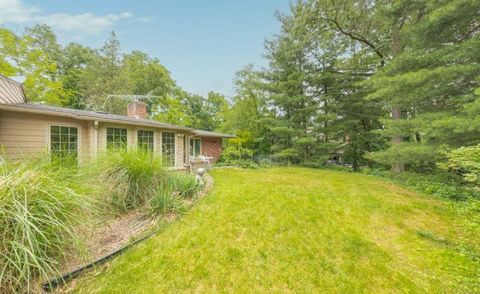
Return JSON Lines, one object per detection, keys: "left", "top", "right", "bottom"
{"left": 138, "top": 130, "right": 154, "bottom": 152}
{"left": 190, "top": 138, "right": 201, "bottom": 157}
{"left": 162, "top": 132, "right": 175, "bottom": 166}
{"left": 50, "top": 125, "right": 78, "bottom": 161}
{"left": 107, "top": 127, "right": 127, "bottom": 150}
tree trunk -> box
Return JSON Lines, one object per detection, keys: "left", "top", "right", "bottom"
{"left": 391, "top": 105, "right": 404, "bottom": 173}
{"left": 352, "top": 159, "right": 359, "bottom": 172}
{"left": 391, "top": 26, "right": 404, "bottom": 173}
{"left": 324, "top": 84, "right": 328, "bottom": 142}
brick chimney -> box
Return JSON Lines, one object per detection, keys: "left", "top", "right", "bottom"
{"left": 127, "top": 101, "right": 147, "bottom": 119}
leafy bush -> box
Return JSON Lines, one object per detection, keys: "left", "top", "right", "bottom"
{"left": 218, "top": 140, "right": 259, "bottom": 168}
{"left": 221, "top": 144, "right": 253, "bottom": 161}
{"left": 271, "top": 148, "right": 300, "bottom": 164}
{"left": 169, "top": 172, "right": 199, "bottom": 198}
{"left": 96, "top": 149, "right": 166, "bottom": 211}
{"left": 441, "top": 144, "right": 480, "bottom": 185}
{"left": 302, "top": 155, "right": 330, "bottom": 169}
{"left": 256, "top": 156, "right": 273, "bottom": 167}
{"left": 0, "top": 158, "right": 94, "bottom": 293}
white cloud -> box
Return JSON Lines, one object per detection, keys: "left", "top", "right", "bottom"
{"left": 0, "top": 0, "right": 133, "bottom": 34}
{"left": 135, "top": 16, "right": 153, "bottom": 23}
{"left": 37, "top": 12, "right": 132, "bottom": 34}
{"left": 0, "top": 0, "right": 39, "bottom": 23}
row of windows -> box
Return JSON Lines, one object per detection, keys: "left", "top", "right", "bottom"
{"left": 50, "top": 126, "right": 177, "bottom": 166}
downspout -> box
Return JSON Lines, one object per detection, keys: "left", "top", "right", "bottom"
{"left": 93, "top": 121, "right": 99, "bottom": 159}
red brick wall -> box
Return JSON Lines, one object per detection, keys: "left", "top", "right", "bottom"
{"left": 127, "top": 101, "right": 147, "bottom": 119}
{"left": 201, "top": 137, "right": 222, "bottom": 162}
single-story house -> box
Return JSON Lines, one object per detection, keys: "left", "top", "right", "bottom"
{"left": 0, "top": 74, "right": 234, "bottom": 170}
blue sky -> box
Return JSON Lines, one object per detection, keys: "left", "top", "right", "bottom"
{"left": 0, "top": 0, "right": 291, "bottom": 97}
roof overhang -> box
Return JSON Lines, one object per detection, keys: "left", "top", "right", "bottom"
{"left": 192, "top": 130, "right": 236, "bottom": 138}
{"left": 0, "top": 104, "right": 194, "bottom": 132}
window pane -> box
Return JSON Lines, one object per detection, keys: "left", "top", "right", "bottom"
{"left": 51, "top": 134, "right": 59, "bottom": 143}
{"left": 195, "top": 139, "right": 201, "bottom": 156}
{"left": 190, "top": 139, "right": 194, "bottom": 156}
{"left": 51, "top": 142, "right": 60, "bottom": 151}
{"left": 51, "top": 126, "right": 59, "bottom": 134}
{"left": 162, "top": 132, "right": 175, "bottom": 166}
{"left": 107, "top": 128, "right": 127, "bottom": 150}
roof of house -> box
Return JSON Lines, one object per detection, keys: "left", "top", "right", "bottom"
{"left": 0, "top": 73, "right": 235, "bottom": 138}
{"left": 0, "top": 75, "right": 26, "bottom": 104}
{"left": 0, "top": 102, "right": 236, "bottom": 137}
{"left": 192, "top": 129, "right": 236, "bottom": 138}
{"left": 0, "top": 103, "right": 194, "bottom": 131}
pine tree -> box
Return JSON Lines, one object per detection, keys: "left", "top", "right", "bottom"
{"left": 365, "top": 0, "right": 480, "bottom": 171}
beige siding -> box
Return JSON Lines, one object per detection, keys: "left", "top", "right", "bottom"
{"left": 0, "top": 110, "right": 189, "bottom": 170}
{"left": 0, "top": 110, "right": 89, "bottom": 161}
{"left": 0, "top": 76, "right": 26, "bottom": 104}
{"left": 155, "top": 130, "right": 162, "bottom": 156}
{"left": 82, "top": 121, "right": 92, "bottom": 162}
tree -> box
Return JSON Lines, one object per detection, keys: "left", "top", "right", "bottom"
{"left": 81, "top": 31, "right": 130, "bottom": 112}
{"left": 365, "top": 0, "right": 480, "bottom": 171}
{"left": 0, "top": 26, "right": 67, "bottom": 105}
{"left": 59, "top": 43, "right": 95, "bottom": 108}
{"left": 0, "top": 29, "right": 18, "bottom": 76}
{"left": 221, "top": 65, "right": 272, "bottom": 155}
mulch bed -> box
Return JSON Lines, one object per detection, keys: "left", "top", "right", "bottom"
{"left": 50, "top": 173, "right": 213, "bottom": 293}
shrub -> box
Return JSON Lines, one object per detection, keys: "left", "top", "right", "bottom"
{"left": 302, "top": 155, "right": 330, "bottom": 169}
{"left": 271, "top": 148, "right": 300, "bottom": 164}
{"left": 218, "top": 140, "right": 258, "bottom": 168}
{"left": 256, "top": 156, "right": 273, "bottom": 167}
{"left": 440, "top": 144, "right": 480, "bottom": 185}
{"left": 169, "top": 172, "right": 199, "bottom": 198}
{"left": 0, "top": 158, "right": 94, "bottom": 293}
{"left": 96, "top": 149, "right": 167, "bottom": 211}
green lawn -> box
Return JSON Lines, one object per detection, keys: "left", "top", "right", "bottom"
{"left": 74, "top": 167, "right": 479, "bottom": 293}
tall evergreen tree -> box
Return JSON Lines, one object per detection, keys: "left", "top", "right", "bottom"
{"left": 365, "top": 0, "right": 480, "bottom": 171}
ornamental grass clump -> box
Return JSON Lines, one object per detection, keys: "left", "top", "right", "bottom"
{"left": 146, "top": 172, "right": 199, "bottom": 217}
{"left": 97, "top": 149, "right": 167, "bottom": 211}
{"left": 0, "top": 158, "right": 94, "bottom": 293}
{"left": 169, "top": 172, "right": 199, "bottom": 198}
{"left": 147, "top": 186, "right": 186, "bottom": 217}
